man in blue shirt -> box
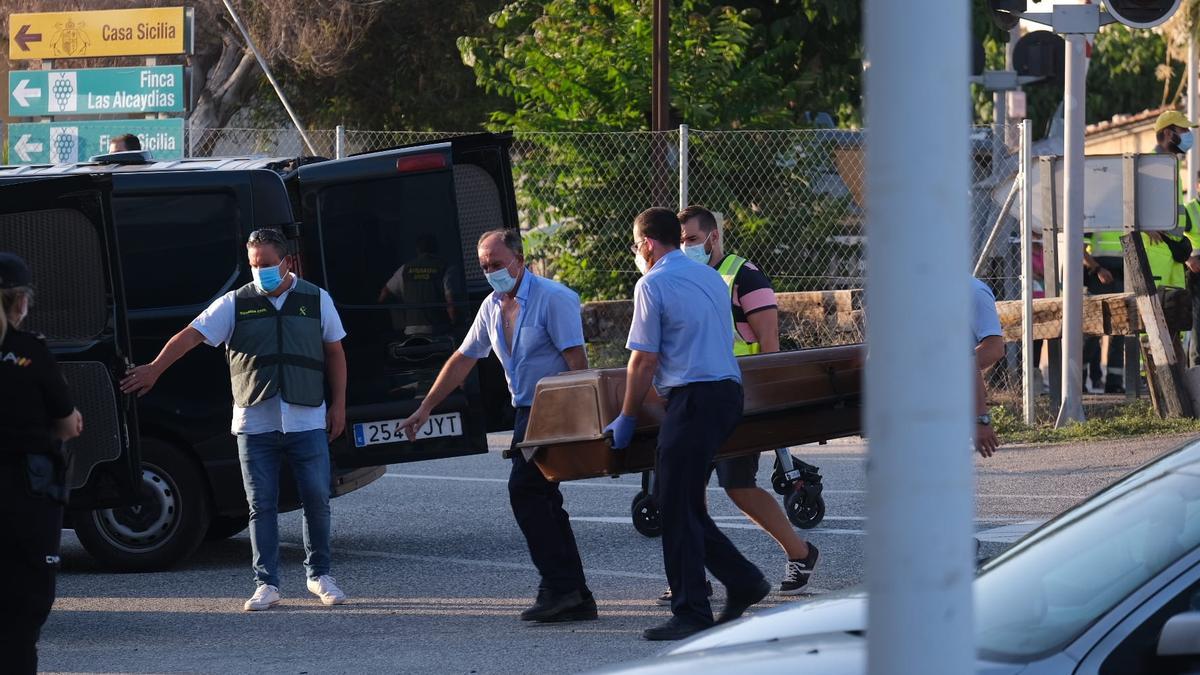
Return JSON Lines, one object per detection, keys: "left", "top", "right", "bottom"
{"left": 606, "top": 208, "right": 768, "bottom": 641}
{"left": 973, "top": 278, "right": 1003, "bottom": 457}
{"left": 400, "top": 229, "right": 595, "bottom": 623}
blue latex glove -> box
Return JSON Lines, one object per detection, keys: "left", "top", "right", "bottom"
{"left": 604, "top": 414, "right": 637, "bottom": 450}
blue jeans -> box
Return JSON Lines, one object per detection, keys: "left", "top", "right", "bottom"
{"left": 236, "top": 430, "right": 332, "bottom": 588}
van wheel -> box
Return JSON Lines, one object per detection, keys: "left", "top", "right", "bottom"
{"left": 205, "top": 515, "right": 249, "bottom": 541}
{"left": 74, "top": 438, "right": 210, "bottom": 571}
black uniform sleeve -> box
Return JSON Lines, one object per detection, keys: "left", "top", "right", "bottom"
{"left": 33, "top": 340, "right": 74, "bottom": 420}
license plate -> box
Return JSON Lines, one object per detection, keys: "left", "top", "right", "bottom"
{"left": 352, "top": 412, "right": 463, "bottom": 448}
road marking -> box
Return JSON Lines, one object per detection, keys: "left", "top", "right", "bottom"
{"left": 381, "top": 472, "right": 1088, "bottom": 500}
{"left": 279, "top": 542, "right": 665, "bottom": 580}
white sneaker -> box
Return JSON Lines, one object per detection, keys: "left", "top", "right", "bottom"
{"left": 307, "top": 575, "right": 347, "bottom": 606}
{"left": 244, "top": 584, "right": 281, "bottom": 611}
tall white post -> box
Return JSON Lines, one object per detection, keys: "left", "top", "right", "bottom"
{"left": 1188, "top": 34, "right": 1197, "bottom": 203}
{"left": 336, "top": 124, "right": 347, "bottom": 160}
{"left": 1056, "top": 33, "right": 1087, "bottom": 426}
{"left": 678, "top": 124, "right": 689, "bottom": 210}
{"left": 1021, "top": 121, "right": 1036, "bottom": 425}
{"left": 865, "top": 1, "right": 974, "bottom": 673}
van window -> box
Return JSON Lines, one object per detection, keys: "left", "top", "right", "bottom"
{"left": 317, "top": 173, "right": 464, "bottom": 307}
{"left": 113, "top": 192, "right": 241, "bottom": 310}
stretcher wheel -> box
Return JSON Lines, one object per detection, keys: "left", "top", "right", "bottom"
{"left": 631, "top": 491, "right": 662, "bottom": 538}
{"left": 786, "top": 491, "right": 825, "bottom": 530}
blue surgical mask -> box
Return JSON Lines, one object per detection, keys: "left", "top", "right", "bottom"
{"left": 486, "top": 265, "right": 518, "bottom": 294}
{"left": 252, "top": 261, "right": 285, "bottom": 293}
{"left": 681, "top": 233, "right": 712, "bottom": 265}
{"left": 1181, "top": 131, "right": 1195, "bottom": 153}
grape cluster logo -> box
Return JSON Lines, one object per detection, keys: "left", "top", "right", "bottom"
{"left": 48, "top": 72, "right": 77, "bottom": 113}
{"left": 50, "top": 127, "right": 79, "bottom": 163}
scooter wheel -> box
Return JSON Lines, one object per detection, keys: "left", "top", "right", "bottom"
{"left": 786, "top": 491, "right": 825, "bottom": 530}
{"left": 631, "top": 491, "right": 663, "bottom": 538}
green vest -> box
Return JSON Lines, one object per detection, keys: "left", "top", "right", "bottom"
{"left": 1090, "top": 232, "right": 1124, "bottom": 258}
{"left": 1181, "top": 199, "right": 1200, "bottom": 252}
{"left": 1143, "top": 235, "right": 1188, "bottom": 290}
{"left": 716, "top": 254, "right": 761, "bottom": 357}
{"left": 227, "top": 278, "right": 326, "bottom": 408}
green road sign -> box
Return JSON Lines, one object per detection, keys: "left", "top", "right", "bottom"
{"left": 9, "top": 66, "right": 184, "bottom": 117}
{"left": 8, "top": 118, "right": 185, "bottom": 163}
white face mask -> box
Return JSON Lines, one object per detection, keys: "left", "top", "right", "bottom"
{"left": 681, "top": 231, "right": 712, "bottom": 265}
{"left": 633, "top": 239, "right": 651, "bottom": 275}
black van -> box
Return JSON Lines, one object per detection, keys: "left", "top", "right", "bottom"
{"left": 0, "top": 133, "right": 517, "bottom": 571}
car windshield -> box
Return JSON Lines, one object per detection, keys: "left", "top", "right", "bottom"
{"left": 975, "top": 460, "right": 1200, "bottom": 661}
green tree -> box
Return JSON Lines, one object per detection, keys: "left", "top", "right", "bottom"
{"left": 458, "top": 1, "right": 863, "bottom": 299}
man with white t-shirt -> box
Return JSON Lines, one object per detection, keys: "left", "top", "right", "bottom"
{"left": 120, "top": 228, "right": 349, "bottom": 611}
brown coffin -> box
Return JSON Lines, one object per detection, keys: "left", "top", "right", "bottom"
{"left": 517, "top": 344, "right": 864, "bottom": 482}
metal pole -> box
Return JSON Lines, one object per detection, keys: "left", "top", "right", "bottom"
{"left": 678, "top": 124, "right": 689, "bottom": 210}
{"left": 651, "top": 0, "right": 669, "bottom": 132}
{"left": 1189, "top": 34, "right": 1197, "bottom": 203}
{"left": 865, "top": 0, "right": 973, "bottom": 673}
{"left": 1056, "top": 34, "right": 1087, "bottom": 426}
{"left": 336, "top": 124, "right": 346, "bottom": 160}
{"left": 220, "top": 0, "right": 317, "bottom": 156}
{"left": 1021, "top": 121, "right": 1036, "bottom": 424}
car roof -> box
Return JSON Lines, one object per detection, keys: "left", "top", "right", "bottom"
{"left": 0, "top": 156, "right": 300, "bottom": 177}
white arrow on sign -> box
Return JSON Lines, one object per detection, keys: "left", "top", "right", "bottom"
{"left": 12, "top": 79, "right": 42, "bottom": 108}
{"left": 14, "top": 134, "right": 44, "bottom": 162}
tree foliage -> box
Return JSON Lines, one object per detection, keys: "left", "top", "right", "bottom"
{"left": 252, "top": 1, "right": 509, "bottom": 131}
{"left": 458, "top": 0, "right": 862, "bottom": 131}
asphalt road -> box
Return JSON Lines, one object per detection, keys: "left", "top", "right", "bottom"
{"left": 40, "top": 432, "right": 1197, "bottom": 674}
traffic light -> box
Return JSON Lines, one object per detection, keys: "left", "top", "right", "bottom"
{"left": 989, "top": 0, "right": 1027, "bottom": 31}
{"left": 1104, "top": 0, "right": 1182, "bottom": 28}
{"left": 1013, "top": 31, "right": 1065, "bottom": 86}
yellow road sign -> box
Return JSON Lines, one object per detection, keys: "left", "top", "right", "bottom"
{"left": 9, "top": 7, "right": 189, "bottom": 60}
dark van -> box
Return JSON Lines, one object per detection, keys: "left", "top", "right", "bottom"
{"left": 0, "top": 133, "right": 517, "bottom": 570}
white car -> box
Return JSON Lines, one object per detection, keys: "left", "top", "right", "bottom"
{"left": 595, "top": 440, "right": 1200, "bottom": 675}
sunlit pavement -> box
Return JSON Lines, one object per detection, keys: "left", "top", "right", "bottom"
{"left": 40, "top": 432, "right": 1193, "bottom": 674}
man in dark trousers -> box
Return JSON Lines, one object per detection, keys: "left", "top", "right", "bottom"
{"left": 606, "top": 207, "right": 768, "bottom": 641}
{"left": 677, "top": 205, "right": 818, "bottom": 596}
{"left": 0, "top": 252, "right": 83, "bottom": 674}
{"left": 400, "top": 228, "right": 596, "bottom": 623}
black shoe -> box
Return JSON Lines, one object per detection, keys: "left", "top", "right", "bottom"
{"left": 779, "top": 543, "right": 819, "bottom": 596}
{"left": 520, "top": 589, "right": 597, "bottom": 623}
{"left": 655, "top": 580, "right": 714, "bottom": 606}
{"left": 642, "top": 617, "right": 712, "bottom": 641}
{"left": 1105, "top": 383, "right": 1125, "bottom": 394}
{"left": 536, "top": 592, "right": 598, "bottom": 623}
{"left": 717, "top": 577, "right": 771, "bottom": 624}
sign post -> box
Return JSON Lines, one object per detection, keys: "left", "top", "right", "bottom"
{"left": 9, "top": 66, "right": 185, "bottom": 117}
{"left": 8, "top": 7, "right": 190, "bottom": 60}
{"left": 8, "top": 119, "right": 185, "bottom": 163}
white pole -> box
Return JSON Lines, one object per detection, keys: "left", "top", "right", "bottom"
{"left": 220, "top": 0, "right": 317, "bottom": 156}
{"left": 1056, "top": 34, "right": 1087, "bottom": 426}
{"left": 336, "top": 124, "right": 347, "bottom": 160}
{"left": 865, "top": 1, "right": 974, "bottom": 674}
{"left": 1188, "top": 34, "right": 1197, "bottom": 203}
{"left": 678, "top": 124, "right": 689, "bottom": 210}
{"left": 1021, "top": 120, "right": 1036, "bottom": 425}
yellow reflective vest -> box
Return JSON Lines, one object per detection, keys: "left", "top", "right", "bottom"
{"left": 717, "top": 254, "right": 761, "bottom": 356}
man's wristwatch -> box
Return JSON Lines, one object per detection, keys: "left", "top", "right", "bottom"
{"left": 977, "top": 413, "right": 992, "bottom": 426}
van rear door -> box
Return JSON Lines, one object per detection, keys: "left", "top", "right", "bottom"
{"left": 0, "top": 175, "right": 140, "bottom": 507}
{"left": 293, "top": 134, "right": 518, "bottom": 468}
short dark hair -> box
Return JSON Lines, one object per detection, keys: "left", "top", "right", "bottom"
{"left": 634, "top": 207, "right": 681, "bottom": 248}
{"left": 677, "top": 205, "right": 718, "bottom": 233}
{"left": 246, "top": 228, "right": 289, "bottom": 258}
{"left": 478, "top": 228, "right": 523, "bottom": 256}
{"left": 112, "top": 133, "right": 141, "bottom": 151}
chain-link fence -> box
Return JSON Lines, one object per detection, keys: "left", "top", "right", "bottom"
{"left": 148, "top": 124, "right": 1048, "bottom": 409}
